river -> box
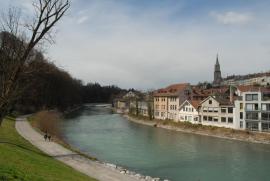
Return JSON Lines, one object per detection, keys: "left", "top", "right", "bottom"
{"left": 60, "top": 104, "right": 270, "bottom": 181}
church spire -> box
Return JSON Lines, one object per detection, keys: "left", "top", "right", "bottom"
{"left": 216, "top": 54, "right": 219, "bottom": 65}
{"left": 213, "top": 54, "right": 222, "bottom": 87}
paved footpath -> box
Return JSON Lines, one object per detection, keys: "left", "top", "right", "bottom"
{"left": 15, "top": 117, "right": 140, "bottom": 181}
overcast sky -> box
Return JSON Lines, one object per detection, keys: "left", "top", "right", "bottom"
{"left": 1, "top": 0, "right": 270, "bottom": 90}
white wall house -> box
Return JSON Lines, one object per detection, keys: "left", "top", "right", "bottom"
{"left": 199, "top": 96, "right": 237, "bottom": 129}
{"left": 168, "top": 96, "right": 179, "bottom": 121}
{"left": 234, "top": 86, "right": 270, "bottom": 132}
{"left": 178, "top": 100, "right": 200, "bottom": 124}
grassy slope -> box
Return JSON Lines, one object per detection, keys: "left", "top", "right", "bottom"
{"left": 0, "top": 118, "right": 97, "bottom": 181}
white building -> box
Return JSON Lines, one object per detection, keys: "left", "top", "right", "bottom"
{"left": 199, "top": 96, "right": 237, "bottom": 129}
{"left": 223, "top": 73, "right": 270, "bottom": 86}
{"left": 234, "top": 86, "right": 270, "bottom": 132}
{"left": 168, "top": 96, "right": 179, "bottom": 120}
{"left": 178, "top": 100, "right": 200, "bottom": 124}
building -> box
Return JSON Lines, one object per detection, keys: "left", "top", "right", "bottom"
{"left": 199, "top": 96, "right": 236, "bottom": 129}
{"left": 178, "top": 100, "right": 200, "bottom": 124}
{"left": 113, "top": 91, "right": 140, "bottom": 113}
{"left": 137, "top": 101, "right": 150, "bottom": 117}
{"left": 222, "top": 72, "right": 270, "bottom": 86}
{"left": 154, "top": 83, "right": 191, "bottom": 120}
{"left": 213, "top": 55, "right": 222, "bottom": 87}
{"left": 234, "top": 85, "right": 270, "bottom": 132}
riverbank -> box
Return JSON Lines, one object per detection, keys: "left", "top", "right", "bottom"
{"left": 28, "top": 111, "right": 166, "bottom": 181}
{"left": 125, "top": 114, "right": 270, "bottom": 145}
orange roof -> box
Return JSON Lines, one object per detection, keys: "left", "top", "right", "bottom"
{"left": 154, "top": 83, "right": 190, "bottom": 97}
{"left": 237, "top": 85, "right": 270, "bottom": 92}
{"left": 190, "top": 100, "right": 201, "bottom": 109}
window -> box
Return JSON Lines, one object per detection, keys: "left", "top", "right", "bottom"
{"left": 240, "top": 121, "right": 243, "bottom": 128}
{"left": 192, "top": 108, "right": 194, "bottom": 112}
{"left": 155, "top": 112, "right": 159, "bottom": 116}
{"left": 246, "top": 104, "right": 259, "bottom": 111}
{"left": 213, "top": 108, "right": 218, "bottom": 113}
{"left": 203, "top": 116, "right": 207, "bottom": 121}
{"left": 262, "top": 104, "right": 270, "bottom": 111}
{"left": 240, "top": 112, "right": 243, "bottom": 119}
{"left": 185, "top": 116, "right": 187, "bottom": 120}
{"left": 221, "top": 117, "right": 226, "bottom": 123}
{"left": 246, "top": 94, "right": 258, "bottom": 101}
{"left": 194, "top": 117, "right": 198, "bottom": 121}
{"left": 262, "top": 113, "right": 270, "bottom": 121}
{"left": 221, "top": 108, "right": 227, "bottom": 113}
{"left": 246, "top": 122, "right": 259, "bottom": 131}
{"left": 208, "top": 116, "right": 213, "bottom": 121}
{"left": 208, "top": 108, "right": 213, "bottom": 112}
{"left": 187, "top": 116, "right": 192, "bottom": 121}
{"left": 228, "top": 117, "right": 233, "bottom": 123}
{"left": 209, "top": 100, "right": 212, "bottom": 104}
{"left": 246, "top": 112, "right": 258, "bottom": 120}
{"left": 228, "top": 107, "right": 233, "bottom": 113}
{"left": 240, "top": 103, "right": 243, "bottom": 110}
{"left": 262, "top": 123, "right": 270, "bottom": 132}
{"left": 213, "top": 117, "right": 218, "bottom": 122}
{"left": 203, "top": 107, "right": 207, "bottom": 112}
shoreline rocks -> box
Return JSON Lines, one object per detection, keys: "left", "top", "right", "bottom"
{"left": 102, "top": 161, "right": 169, "bottom": 181}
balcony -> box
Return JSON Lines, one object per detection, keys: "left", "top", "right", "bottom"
{"left": 245, "top": 109, "right": 260, "bottom": 112}
{"left": 245, "top": 119, "right": 260, "bottom": 122}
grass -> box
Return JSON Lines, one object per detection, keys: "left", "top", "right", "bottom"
{"left": 0, "top": 117, "right": 97, "bottom": 181}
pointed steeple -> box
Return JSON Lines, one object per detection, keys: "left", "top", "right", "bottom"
{"left": 216, "top": 54, "right": 219, "bottom": 65}
{"left": 213, "top": 53, "right": 222, "bottom": 87}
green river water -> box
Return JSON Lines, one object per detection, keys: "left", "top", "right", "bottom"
{"left": 61, "top": 104, "right": 270, "bottom": 181}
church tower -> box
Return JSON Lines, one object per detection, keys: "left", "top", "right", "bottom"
{"left": 213, "top": 54, "right": 222, "bottom": 87}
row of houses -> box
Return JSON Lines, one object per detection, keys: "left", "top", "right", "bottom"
{"left": 153, "top": 83, "right": 270, "bottom": 132}
{"left": 113, "top": 83, "right": 270, "bottom": 132}
{"left": 113, "top": 57, "right": 270, "bottom": 133}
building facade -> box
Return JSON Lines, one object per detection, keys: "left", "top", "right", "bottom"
{"left": 178, "top": 100, "right": 200, "bottom": 124}
{"left": 154, "top": 83, "right": 191, "bottom": 120}
{"left": 234, "top": 86, "right": 270, "bottom": 132}
{"left": 199, "top": 96, "right": 236, "bottom": 129}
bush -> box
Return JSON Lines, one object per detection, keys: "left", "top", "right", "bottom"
{"left": 31, "top": 110, "right": 62, "bottom": 138}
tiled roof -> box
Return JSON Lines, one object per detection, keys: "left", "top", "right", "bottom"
{"left": 214, "top": 96, "right": 233, "bottom": 106}
{"left": 190, "top": 100, "right": 201, "bottom": 109}
{"left": 237, "top": 85, "right": 270, "bottom": 93}
{"left": 200, "top": 96, "right": 233, "bottom": 106}
{"left": 154, "top": 83, "right": 190, "bottom": 97}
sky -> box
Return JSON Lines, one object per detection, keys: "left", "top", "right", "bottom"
{"left": 1, "top": 0, "right": 270, "bottom": 90}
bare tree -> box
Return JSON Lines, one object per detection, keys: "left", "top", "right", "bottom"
{"left": 0, "top": 0, "right": 70, "bottom": 125}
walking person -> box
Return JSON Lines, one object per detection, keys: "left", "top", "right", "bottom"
{"left": 44, "top": 132, "right": 48, "bottom": 141}
{"left": 48, "top": 134, "right": 51, "bottom": 142}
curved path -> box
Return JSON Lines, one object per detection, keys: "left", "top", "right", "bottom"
{"left": 15, "top": 117, "right": 140, "bottom": 181}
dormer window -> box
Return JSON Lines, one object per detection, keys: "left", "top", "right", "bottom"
{"left": 209, "top": 100, "right": 212, "bottom": 104}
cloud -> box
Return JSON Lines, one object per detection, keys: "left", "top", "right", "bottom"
{"left": 77, "top": 16, "right": 89, "bottom": 24}
{"left": 2, "top": 0, "right": 269, "bottom": 90}
{"left": 210, "top": 11, "right": 253, "bottom": 25}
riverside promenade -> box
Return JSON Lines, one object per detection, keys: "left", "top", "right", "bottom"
{"left": 15, "top": 117, "right": 142, "bottom": 181}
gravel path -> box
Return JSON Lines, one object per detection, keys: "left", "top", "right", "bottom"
{"left": 15, "top": 117, "right": 141, "bottom": 181}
